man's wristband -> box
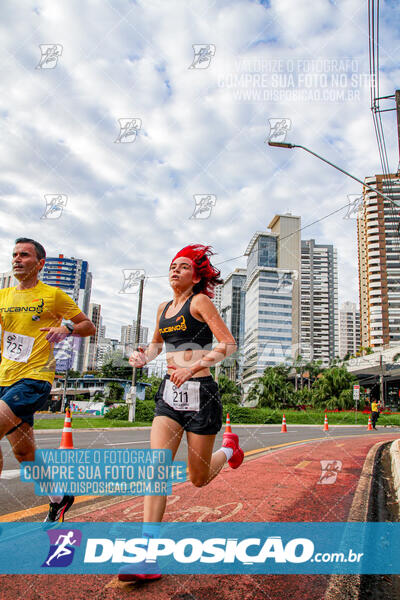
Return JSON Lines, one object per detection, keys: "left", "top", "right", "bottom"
{"left": 64, "top": 322, "right": 74, "bottom": 336}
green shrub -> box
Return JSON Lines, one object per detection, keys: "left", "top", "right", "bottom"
{"left": 220, "top": 393, "right": 240, "bottom": 405}
{"left": 106, "top": 405, "right": 129, "bottom": 420}
{"left": 135, "top": 401, "right": 155, "bottom": 422}
{"left": 222, "top": 405, "right": 282, "bottom": 424}
{"left": 106, "top": 401, "right": 155, "bottom": 422}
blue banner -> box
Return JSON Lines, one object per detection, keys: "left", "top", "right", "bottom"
{"left": 20, "top": 449, "right": 186, "bottom": 496}
{"left": 0, "top": 522, "right": 399, "bottom": 574}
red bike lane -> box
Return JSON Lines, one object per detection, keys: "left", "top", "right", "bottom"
{"left": 1, "top": 432, "right": 397, "bottom": 600}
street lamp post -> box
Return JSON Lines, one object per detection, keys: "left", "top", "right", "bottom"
{"left": 268, "top": 141, "right": 397, "bottom": 205}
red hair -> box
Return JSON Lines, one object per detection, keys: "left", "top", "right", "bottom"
{"left": 170, "top": 244, "right": 223, "bottom": 298}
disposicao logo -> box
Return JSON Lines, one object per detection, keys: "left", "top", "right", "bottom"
{"left": 42, "top": 529, "right": 82, "bottom": 568}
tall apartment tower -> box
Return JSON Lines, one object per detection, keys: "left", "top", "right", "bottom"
{"left": 357, "top": 174, "right": 400, "bottom": 349}
{"left": 83, "top": 303, "right": 102, "bottom": 371}
{"left": 242, "top": 214, "right": 300, "bottom": 390}
{"left": 301, "top": 240, "right": 339, "bottom": 365}
{"left": 339, "top": 302, "right": 360, "bottom": 358}
{"left": 39, "top": 254, "right": 92, "bottom": 371}
{"left": 212, "top": 284, "right": 222, "bottom": 313}
{"left": 220, "top": 268, "right": 247, "bottom": 380}
{"left": 120, "top": 321, "right": 149, "bottom": 356}
{"left": 269, "top": 214, "right": 301, "bottom": 351}
{"left": 0, "top": 271, "right": 17, "bottom": 289}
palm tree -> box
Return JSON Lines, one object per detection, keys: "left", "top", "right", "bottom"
{"left": 312, "top": 365, "right": 356, "bottom": 409}
{"left": 247, "top": 367, "right": 294, "bottom": 408}
{"left": 292, "top": 354, "right": 306, "bottom": 391}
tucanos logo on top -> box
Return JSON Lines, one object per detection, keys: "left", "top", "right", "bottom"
{"left": 42, "top": 529, "right": 82, "bottom": 568}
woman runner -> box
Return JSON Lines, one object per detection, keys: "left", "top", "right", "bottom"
{"left": 118, "top": 244, "right": 243, "bottom": 582}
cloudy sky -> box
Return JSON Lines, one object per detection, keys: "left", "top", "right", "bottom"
{"left": 0, "top": 0, "right": 399, "bottom": 341}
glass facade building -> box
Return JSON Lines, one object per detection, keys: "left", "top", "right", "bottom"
{"left": 221, "top": 269, "right": 247, "bottom": 380}
{"left": 243, "top": 233, "right": 294, "bottom": 389}
{"left": 40, "top": 254, "right": 92, "bottom": 371}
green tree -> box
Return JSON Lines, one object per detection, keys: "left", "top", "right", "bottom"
{"left": 106, "top": 382, "right": 125, "bottom": 402}
{"left": 304, "top": 360, "right": 324, "bottom": 390}
{"left": 140, "top": 375, "right": 163, "bottom": 401}
{"left": 101, "top": 352, "right": 132, "bottom": 379}
{"left": 217, "top": 374, "right": 241, "bottom": 404}
{"left": 312, "top": 366, "right": 356, "bottom": 409}
{"left": 247, "top": 366, "right": 294, "bottom": 408}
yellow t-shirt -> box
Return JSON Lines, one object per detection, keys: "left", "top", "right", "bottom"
{"left": 371, "top": 401, "right": 378, "bottom": 412}
{"left": 0, "top": 281, "right": 81, "bottom": 386}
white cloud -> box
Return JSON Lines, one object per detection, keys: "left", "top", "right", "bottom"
{"left": 0, "top": 0, "right": 399, "bottom": 340}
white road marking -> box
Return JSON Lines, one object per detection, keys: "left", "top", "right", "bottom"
{"left": 1, "top": 469, "right": 21, "bottom": 480}
{"left": 105, "top": 440, "right": 150, "bottom": 446}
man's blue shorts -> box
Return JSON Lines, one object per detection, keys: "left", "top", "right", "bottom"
{"left": 0, "top": 378, "right": 51, "bottom": 428}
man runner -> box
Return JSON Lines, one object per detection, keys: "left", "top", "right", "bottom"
{"left": 0, "top": 238, "right": 95, "bottom": 521}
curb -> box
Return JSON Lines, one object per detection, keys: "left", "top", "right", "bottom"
{"left": 325, "top": 440, "right": 387, "bottom": 600}
{"left": 390, "top": 439, "right": 400, "bottom": 508}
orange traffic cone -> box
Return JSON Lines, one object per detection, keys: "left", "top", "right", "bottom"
{"left": 59, "top": 407, "right": 74, "bottom": 449}
{"left": 281, "top": 414, "right": 287, "bottom": 433}
{"left": 323, "top": 414, "right": 329, "bottom": 432}
{"left": 367, "top": 416, "right": 373, "bottom": 431}
{"left": 225, "top": 413, "right": 232, "bottom": 433}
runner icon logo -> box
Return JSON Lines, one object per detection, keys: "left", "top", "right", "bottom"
{"left": 42, "top": 529, "right": 82, "bottom": 568}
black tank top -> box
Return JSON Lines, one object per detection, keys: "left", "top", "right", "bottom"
{"left": 158, "top": 295, "right": 213, "bottom": 352}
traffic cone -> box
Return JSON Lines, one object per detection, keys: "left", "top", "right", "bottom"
{"left": 323, "top": 414, "right": 329, "bottom": 432}
{"left": 59, "top": 407, "right": 74, "bottom": 449}
{"left": 367, "top": 416, "right": 373, "bottom": 431}
{"left": 225, "top": 413, "right": 232, "bottom": 433}
{"left": 281, "top": 414, "right": 287, "bottom": 433}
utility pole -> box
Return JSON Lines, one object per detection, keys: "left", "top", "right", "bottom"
{"left": 380, "top": 354, "right": 385, "bottom": 407}
{"left": 61, "top": 369, "right": 68, "bottom": 413}
{"left": 128, "top": 275, "right": 145, "bottom": 422}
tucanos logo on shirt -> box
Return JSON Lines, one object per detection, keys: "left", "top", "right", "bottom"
{"left": 0, "top": 298, "right": 44, "bottom": 314}
{"left": 159, "top": 315, "right": 187, "bottom": 335}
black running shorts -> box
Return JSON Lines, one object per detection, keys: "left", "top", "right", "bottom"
{"left": 154, "top": 374, "right": 223, "bottom": 435}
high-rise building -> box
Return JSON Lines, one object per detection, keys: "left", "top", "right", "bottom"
{"left": 269, "top": 214, "right": 301, "bottom": 351}
{"left": 220, "top": 268, "right": 247, "bottom": 380}
{"left": 357, "top": 173, "right": 400, "bottom": 349}
{"left": 0, "top": 271, "right": 17, "bottom": 289}
{"left": 242, "top": 217, "right": 299, "bottom": 390}
{"left": 339, "top": 302, "right": 360, "bottom": 358}
{"left": 39, "top": 254, "right": 92, "bottom": 371}
{"left": 301, "top": 239, "right": 339, "bottom": 365}
{"left": 120, "top": 321, "right": 149, "bottom": 356}
{"left": 212, "top": 285, "right": 222, "bottom": 313}
{"left": 83, "top": 303, "right": 101, "bottom": 371}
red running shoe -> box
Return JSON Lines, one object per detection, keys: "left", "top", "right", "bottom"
{"left": 118, "top": 561, "right": 161, "bottom": 582}
{"left": 222, "top": 432, "right": 244, "bottom": 469}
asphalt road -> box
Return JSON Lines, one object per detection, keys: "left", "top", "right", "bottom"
{"left": 1, "top": 424, "right": 399, "bottom": 518}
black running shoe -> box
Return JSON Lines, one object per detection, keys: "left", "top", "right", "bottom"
{"left": 44, "top": 495, "right": 75, "bottom": 522}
